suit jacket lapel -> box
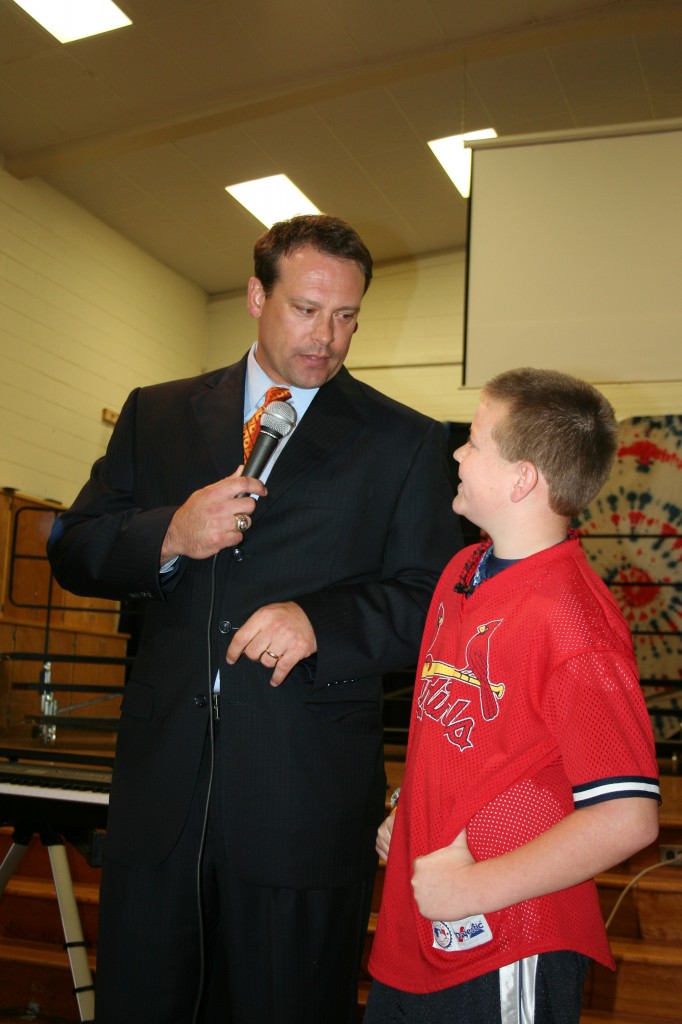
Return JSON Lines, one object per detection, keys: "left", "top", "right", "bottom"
{"left": 188, "top": 360, "right": 364, "bottom": 514}
{"left": 190, "top": 356, "right": 247, "bottom": 481}
{"left": 253, "top": 367, "right": 365, "bottom": 520}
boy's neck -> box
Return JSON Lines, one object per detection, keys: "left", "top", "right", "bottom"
{"left": 487, "top": 519, "right": 570, "bottom": 561}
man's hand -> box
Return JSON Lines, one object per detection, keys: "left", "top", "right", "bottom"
{"left": 376, "top": 810, "right": 396, "bottom": 861}
{"left": 160, "top": 469, "right": 266, "bottom": 562}
{"left": 411, "top": 827, "right": 476, "bottom": 921}
{"left": 226, "top": 601, "right": 317, "bottom": 687}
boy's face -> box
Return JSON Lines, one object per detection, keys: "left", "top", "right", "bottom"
{"left": 453, "top": 395, "right": 518, "bottom": 533}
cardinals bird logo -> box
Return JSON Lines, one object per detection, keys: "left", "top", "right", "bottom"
{"left": 419, "top": 607, "right": 505, "bottom": 726}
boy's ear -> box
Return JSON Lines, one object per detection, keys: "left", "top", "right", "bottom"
{"left": 510, "top": 461, "right": 539, "bottom": 503}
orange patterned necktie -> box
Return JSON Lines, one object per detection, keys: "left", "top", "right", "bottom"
{"left": 242, "top": 386, "right": 292, "bottom": 462}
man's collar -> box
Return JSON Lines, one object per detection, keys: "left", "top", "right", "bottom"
{"left": 245, "top": 341, "right": 318, "bottom": 417}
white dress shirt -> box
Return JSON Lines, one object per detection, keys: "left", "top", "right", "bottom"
{"left": 243, "top": 341, "right": 317, "bottom": 482}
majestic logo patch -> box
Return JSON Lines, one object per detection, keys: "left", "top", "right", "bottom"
{"left": 432, "top": 914, "right": 493, "bottom": 951}
{"left": 417, "top": 605, "right": 506, "bottom": 748}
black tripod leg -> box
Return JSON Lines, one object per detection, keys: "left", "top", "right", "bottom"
{"left": 0, "top": 829, "right": 31, "bottom": 893}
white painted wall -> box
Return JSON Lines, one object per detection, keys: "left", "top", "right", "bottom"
{"left": 205, "top": 252, "right": 467, "bottom": 419}
{"left": 1, "top": 165, "right": 679, "bottom": 510}
{"left": 205, "top": 288, "right": 255, "bottom": 371}
{"left": 206, "top": 250, "right": 682, "bottom": 425}
{"left": 0, "top": 166, "right": 206, "bottom": 506}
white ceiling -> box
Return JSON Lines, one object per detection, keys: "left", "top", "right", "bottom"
{"left": 1, "top": 0, "right": 681, "bottom": 295}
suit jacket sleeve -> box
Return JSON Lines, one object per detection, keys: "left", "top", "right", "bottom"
{"left": 47, "top": 387, "right": 183, "bottom": 601}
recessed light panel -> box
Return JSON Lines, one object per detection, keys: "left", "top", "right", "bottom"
{"left": 12, "top": 0, "right": 131, "bottom": 44}
{"left": 428, "top": 129, "right": 498, "bottom": 198}
{"left": 225, "top": 175, "right": 320, "bottom": 228}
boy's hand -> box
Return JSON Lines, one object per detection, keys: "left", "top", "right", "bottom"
{"left": 411, "top": 827, "right": 476, "bottom": 921}
{"left": 376, "top": 810, "right": 396, "bottom": 861}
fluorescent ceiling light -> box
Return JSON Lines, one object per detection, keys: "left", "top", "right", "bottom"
{"left": 225, "top": 175, "right": 320, "bottom": 228}
{"left": 428, "top": 129, "right": 498, "bottom": 198}
{"left": 12, "top": 0, "right": 131, "bottom": 43}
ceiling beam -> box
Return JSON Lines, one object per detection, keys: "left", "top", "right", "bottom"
{"left": 5, "top": 1, "right": 681, "bottom": 179}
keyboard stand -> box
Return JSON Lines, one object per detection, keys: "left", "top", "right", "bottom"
{"left": 0, "top": 827, "right": 95, "bottom": 1024}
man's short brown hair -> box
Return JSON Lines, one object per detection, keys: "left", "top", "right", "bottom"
{"left": 253, "top": 214, "right": 373, "bottom": 296}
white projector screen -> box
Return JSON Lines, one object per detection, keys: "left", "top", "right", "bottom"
{"left": 464, "top": 124, "right": 682, "bottom": 387}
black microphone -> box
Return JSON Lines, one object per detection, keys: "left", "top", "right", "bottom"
{"left": 242, "top": 400, "right": 297, "bottom": 481}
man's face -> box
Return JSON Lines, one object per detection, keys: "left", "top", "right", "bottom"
{"left": 452, "top": 395, "right": 518, "bottom": 533}
{"left": 247, "top": 245, "right": 365, "bottom": 389}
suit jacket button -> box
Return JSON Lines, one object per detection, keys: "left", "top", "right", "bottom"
{"left": 218, "top": 620, "right": 232, "bottom": 633}
{"left": 232, "top": 547, "right": 245, "bottom": 561}
{"left": 194, "top": 694, "right": 208, "bottom": 708}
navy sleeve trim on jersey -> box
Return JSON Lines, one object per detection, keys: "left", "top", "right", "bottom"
{"left": 573, "top": 775, "right": 661, "bottom": 808}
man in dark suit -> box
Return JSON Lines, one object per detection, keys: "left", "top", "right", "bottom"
{"left": 47, "top": 215, "right": 461, "bottom": 1024}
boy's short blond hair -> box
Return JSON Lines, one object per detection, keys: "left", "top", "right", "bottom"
{"left": 483, "top": 367, "right": 619, "bottom": 518}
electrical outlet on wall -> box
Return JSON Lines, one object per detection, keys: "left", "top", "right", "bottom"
{"left": 659, "top": 845, "right": 682, "bottom": 865}
{"left": 102, "top": 407, "right": 119, "bottom": 426}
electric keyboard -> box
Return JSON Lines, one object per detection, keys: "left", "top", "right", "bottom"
{"left": 0, "top": 760, "right": 112, "bottom": 833}
{"left": 0, "top": 761, "right": 111, "bottom": 805}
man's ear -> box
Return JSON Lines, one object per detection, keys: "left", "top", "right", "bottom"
{"left": 510, "top": 461, "right": 539, "bottom": 503}
{"left": 247, "top": 277, "right": 265, "bottom": 319}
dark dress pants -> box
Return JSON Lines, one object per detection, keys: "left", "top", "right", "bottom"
{"left": 95, "top": 722, "right": 375, "bottom": 1024}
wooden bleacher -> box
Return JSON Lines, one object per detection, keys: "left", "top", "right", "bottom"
{"left": 1, "top": 768, "right": 681, "bottom": 1022}
{"left": 0, "top": 490, "right": 127, "bottom": 744}
{"left": 0, "top": 492, "right": 681, "bottom": 1023}
{"left": 0, "top": 491, "right": 125, "bottom": 1021}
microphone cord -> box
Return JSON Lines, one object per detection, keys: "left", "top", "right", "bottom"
{"left": 190, "top": 551, "right": 219, "bottom": 1024}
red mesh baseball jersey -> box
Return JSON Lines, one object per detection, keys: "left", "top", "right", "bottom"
{"left": 370, "top": 538, "right": 659, "bottom": 993}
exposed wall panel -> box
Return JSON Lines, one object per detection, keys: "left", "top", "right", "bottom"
{"left": 0, "top": 168, "right": 207, "bottom": 505}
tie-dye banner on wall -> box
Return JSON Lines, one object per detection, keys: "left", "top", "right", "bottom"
{"left": 574, "top": 415, "right": 682, "bottom": 748}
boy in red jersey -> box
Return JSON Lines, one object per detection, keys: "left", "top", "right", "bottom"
{"left": 366, "top": 368, "right": 660, "bottom": 1024}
